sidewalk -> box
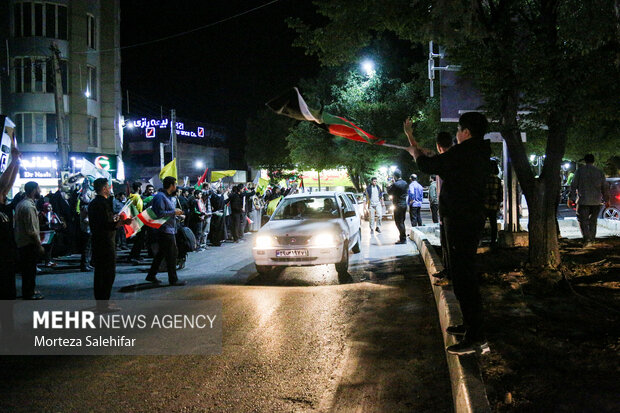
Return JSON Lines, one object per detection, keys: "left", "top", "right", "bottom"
{"left": 417, "top": 218, "right": 619, "bottom": 247}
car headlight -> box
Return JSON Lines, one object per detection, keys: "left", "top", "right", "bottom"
{"left": 255, "top": 235, "right": 274, "bottom": 248}
{"left": 312, "top": 232, "right": 337, "bottom": 247}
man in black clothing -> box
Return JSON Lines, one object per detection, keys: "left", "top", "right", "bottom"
{"left": 387, "top": 170, "right": 409, "bottom": 244}
{"left": 88, "top": 178, "right": 131, "bottom": 311}
{"left": 405, "top": 112, "right": 491, "bottom": 356}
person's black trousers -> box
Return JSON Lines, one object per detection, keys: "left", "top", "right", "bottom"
{"left": 394, "top": 206, "right": 407, "bottom": 241}
{"left": 439, "top": 222, "right": 450, "bottom": 278}
{"left": 80, "top": 232, "right": 92, "bottom": 269}
{"left": 430, "top": 203, "right": 439, "bottom": 223}
{"left": 116, "top": 227, "right": 127, "bottom": 249}
{"left": 93, "top": 243, "right": 116, "bottom": 301}
{"left": 442, "top": 215, "right": 485, "bottom": 342}
{"left": 18, "top": 245, "right": 39, "bottom": 298}
{"left": 129, "top": 228, "right": 145, "bottom": 259}
{"left": 147, "top": 232, "right": 178, "bottom": 283}
{"left": 409, "top": 205, "right": 422, "bottom": 226}
{"left": 486, "top": 209, "right": 499, "bottom": 245}
{"left": 576, "top": 204, "right": 601, "bottom": 243}
{"left": 231, "top": 212, "right": 244, "bottom": 241}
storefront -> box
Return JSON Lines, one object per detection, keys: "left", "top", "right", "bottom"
{"left": 12, "top": 152, "right": 118, "bottom": 196}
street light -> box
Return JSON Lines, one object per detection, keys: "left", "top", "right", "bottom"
{"left": 390, "top": 165, "right": 397, "bottom": 172}
{"left": 195, "top": 160, "right": 204, "bottom": 169}
{"left": 361, "top": 59, "right": 375, "bottom": 77}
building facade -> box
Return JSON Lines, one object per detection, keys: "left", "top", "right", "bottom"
{"left": 0, "top": 0, "right": 122, "bottom": 193}
{"left": 123, "top": 115, "right": 230, "bottom": 183}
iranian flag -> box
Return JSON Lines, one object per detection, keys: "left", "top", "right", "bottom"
{"left": 40, "top": 231, "right": 55, "bottom": 245}
{"left": 119, "top": 201, "right": 143, "bottom": 238}
{"left": 137, "top": 207, "right": 170, "bottom": 229}
{"left": 266, "top": 88, "right": 404, "bottom": 149}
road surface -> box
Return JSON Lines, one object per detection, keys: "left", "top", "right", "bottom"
{"left": 0, "top": 221, "right": 452, "bottom": 412}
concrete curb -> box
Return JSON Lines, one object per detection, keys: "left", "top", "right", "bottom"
{"left": 410, "top": 228, "right": 491, "bottom": 413}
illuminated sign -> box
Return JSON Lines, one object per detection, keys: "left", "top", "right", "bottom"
{"left": 94, "top": 156, "right": 111, "bottom": 170}
{"left": 18, "top": 153, "right": 117, "bottom": 179}
{"left": 127, "top": 117, "right": 227, "bottom": 142}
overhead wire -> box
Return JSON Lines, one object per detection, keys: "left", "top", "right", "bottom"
{"left": 76, "top": 0, "right": 282, "bottom": 54}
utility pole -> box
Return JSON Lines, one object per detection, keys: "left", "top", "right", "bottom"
{"left": 170, "top": 109, "right": 177, "bottom": 174}
{"left": 50, "top": 43, "right": 68, "bottom": 185}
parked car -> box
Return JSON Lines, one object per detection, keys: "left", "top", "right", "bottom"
{"left": 601, "top": 178, "right": 620, "bottom": 220}
{"left": 345, "top": 192, "right": 365, "bottom": 219}
{"left": 253, "top": 191, "right": 362, "bottom": 279}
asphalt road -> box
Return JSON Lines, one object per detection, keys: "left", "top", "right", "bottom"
{"left": 0, "top": 221, "right": 452, "bottom": 412}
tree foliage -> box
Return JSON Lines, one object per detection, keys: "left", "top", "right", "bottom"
{"left": 288, "top": 0, "right": 619, "bottom": 269}
{"left": 245, "top": 107, "right": 296, "bottom": 175}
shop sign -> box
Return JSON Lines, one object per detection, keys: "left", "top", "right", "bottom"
{"left": 19, "top": 152, "right": 117, "bottom": 179}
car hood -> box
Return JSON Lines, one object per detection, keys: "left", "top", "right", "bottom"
{"left": 261, "top": 219, "right": 344, "bottom": 236}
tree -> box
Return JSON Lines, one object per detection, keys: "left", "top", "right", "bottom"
{"left": 290, "top": 0, "right": 619, "bottom": 269}
{"left": 245, "top": 108, "right": 296, "bottom": 181}
{"left": 286, "top": 61, "right": 436, "bottom": 191}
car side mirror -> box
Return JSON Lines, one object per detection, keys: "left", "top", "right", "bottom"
{"left": 344, "top": 210, "right": 356, "bottom": 218}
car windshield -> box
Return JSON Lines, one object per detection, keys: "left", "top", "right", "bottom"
{"left": 272, "top": 196, "right": 340, "bottom": 220}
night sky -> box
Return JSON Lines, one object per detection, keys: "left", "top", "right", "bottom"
{"left": 120, "top": 0, "right": 323, "bottom": 164}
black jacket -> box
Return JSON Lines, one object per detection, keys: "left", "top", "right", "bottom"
{"left": 417, "top": 138, "right": 491, "bottom": 219}
{"left": 88, "top": 195, "right": 117, "bottom": 247}
{"left": 388, "top": 179, "right": 409, "bottom": 208}
{"left": 229, "top": 193, "right": 244, "bottom": 213}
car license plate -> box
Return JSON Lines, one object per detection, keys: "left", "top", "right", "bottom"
{"left": 276, "top": 249, "right": 308, "bottom": 257}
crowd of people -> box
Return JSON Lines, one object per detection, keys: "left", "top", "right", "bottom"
{"left": 0, "top": 142, "right": 305, "bottom": 309}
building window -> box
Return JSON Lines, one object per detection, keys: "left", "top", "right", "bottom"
{"left": 13, "top": 113, "right": 58, "bottom": 144}
{"left": 12, "top": 2, "right": 68, "bottom": 40}
{"left": 86, "top": 66, "right": 97, "bottom": 100}
{"left": 12, "top": 57, "right": 68, "bottom": 94}
{"left": 87, "top": 14, "right": 96, "bottom": 49}
{"left": 87, "top": 117, "right": 98, "bottom": 147}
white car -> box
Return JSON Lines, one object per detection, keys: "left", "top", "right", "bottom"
{"left": 253, "top": 191, "right": 362, "bottom": 278}
{"left": 345, "top": 192, "right": 365, "bottom": 219}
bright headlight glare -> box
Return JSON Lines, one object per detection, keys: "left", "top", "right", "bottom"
{"left": 255, "top": 235, "right": 273, "bottom": 248}
{"left": 312, "top": 232, "right": 336, "bottom": 247}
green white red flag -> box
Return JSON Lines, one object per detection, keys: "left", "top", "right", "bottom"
{"left": 119, "top": 200, "right": 143, "bottom": 238}
{"left": 196, "top": 167, "right": 209, "bottom": 188}
{"left": 137, "top": 207, "right": 169, "bottom": 229}
{"left": 40, "top": 231, "right": 55, "bottom": 245}
{"left": 266, "top": 87, "right": 403, "bottom": 148}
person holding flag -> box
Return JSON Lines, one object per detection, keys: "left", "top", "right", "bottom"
{"left": 404, "top": 112, "right": 492, "bottom": 356}
{"left": 145, "top": 176, "right": 186, "bottom": 286}
{"left": 128, "top": 182, "right": 146, "bottom": 264}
